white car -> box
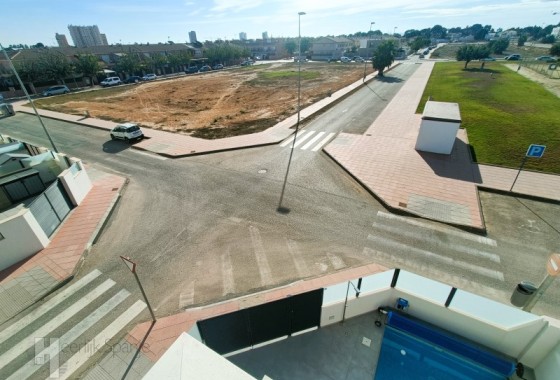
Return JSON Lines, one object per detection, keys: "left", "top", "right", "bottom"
{"left": 142, "top": 74, "right": 157, "bottom": 81}
{"left": 100, "top": 77, "right": 122, "bottom": 87}
{"left": 340, "top": 56, "right": 352, "bottom": 63}
{"left": 110, "top": 123, "right": 144, "bottom": 142}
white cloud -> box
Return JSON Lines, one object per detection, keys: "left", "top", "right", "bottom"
{"left": 210, "top": 0, "right": 264, "bottom": 12}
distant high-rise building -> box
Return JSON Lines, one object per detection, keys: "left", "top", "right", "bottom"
{"left": 100, "top": 33, "right": 108, "bottom": 45}
{"left": 262, "top": 32, "right": 268, "bottom": 40}
{"left": 189, "top": 31, "right": 197, "bottom": 43}
{"left": 55, "top": 33, "right": 70, "bottom": 47}
{"left": 68, "top": 25, "right": 107, "bottom": 48}
{"left": 239, "top": 32, "right": 247, "bottom": 41}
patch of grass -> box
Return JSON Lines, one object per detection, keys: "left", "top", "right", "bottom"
{"left": 418, "top": 62, "right": 560, "bottom": 173}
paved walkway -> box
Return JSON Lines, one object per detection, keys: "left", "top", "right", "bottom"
{"left": 0, "top": 167, "right": 125, "bottom": 324}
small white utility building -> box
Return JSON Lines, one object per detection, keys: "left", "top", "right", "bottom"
{"left": 415, "top": 101, "right": 461, "bottom": 155}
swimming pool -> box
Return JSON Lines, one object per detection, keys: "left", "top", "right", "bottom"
{"left": 374, "top": 312, "right": 515, "bottom": 380}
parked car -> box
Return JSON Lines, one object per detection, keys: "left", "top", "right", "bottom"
{"left": 504, "top": 54, "right": 521, "bottom": 61}
{"left": 42, "top": 85, "right": 70, "bottom": 96}
{"left": 327, "top": 57, "right": 339, "bottom": 63}
{"left": 212, "top": 64, "right": 224, "bottom": 70}
{"left": 124, "top": 76, "right": 142, "bottom": 84}
{"left": 199, "top": 65, "right": 212, "bottom": 72}
{"left": 100, "top": 77, "right": 122, "bottom": 87}
{"left": 352, "top": 56, "right": 365, "bottom": 62}
{"left": 185, "top": 66, "right": 199, "bottom": 74}
{"left": 109, "top": 123, "right": 144, "bottom": 142}
{"left": 240, "top": 60, "right": 254, "bottom": 66}
{"left": 0, "top": 103, "right": 15, "bottom": 118}
{"left": 142, "top": 73, "right": 157, "bottom": 81}
{"left": 535, "top": 56, "right": 556, "bottom": 62}
{"left": 340, "top": 56, "right": 352, "bottom": 63}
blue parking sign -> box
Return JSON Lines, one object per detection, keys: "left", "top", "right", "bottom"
{"left": 526, "top": 144, "right": 546, "bottom": 158}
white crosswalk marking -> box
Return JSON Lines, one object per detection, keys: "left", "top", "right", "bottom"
{"left": 0, "top": 270, "right": 149, "bottom": 380}
{"left": 376, "top": 211, "right": 498, "bottom": 246}
{"left": 279, "top": 131, "right": 335, "bottom": 152}
{"left": 291, "top": 131, "right": 315, "bottom": 148}
{"left": 301, "top": 131, "right": 325, "bottom": 150}
{"left": 8, "top": 290, "right": 131, "bottom": 380}
{"left": 249, "top": 225, "right": 273, "bottom": 286}
{"left": 311, "top": 132, "right": 335, "bottom": 152}
{"left": 366, "top": 234, "right": 504, "bottom": 281}
{"left": 0, "top": 270, "right": 102, "bottom": 345}
{"left": 58, "top": 300, "right": 146, "bottom": 380}
{"left": 0, "top": 279, "right": 115, "bottom": 368}
{"left": 371, "top": 222, "right": 500, "bottom": 263}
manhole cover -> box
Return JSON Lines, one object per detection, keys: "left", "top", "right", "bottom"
{"left": 258, "top": 169, "right": 267, "bottom": 174}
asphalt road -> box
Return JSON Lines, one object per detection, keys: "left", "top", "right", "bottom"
{"left": 1, "top": 61, "right": 559, "bottom": 321}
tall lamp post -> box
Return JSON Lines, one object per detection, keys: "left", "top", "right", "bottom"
{"left": 0, "top": 43, "right": 59, "bottom": 153}
{"left": 363, "top": 21, "right": 375, "bottom": 82}
{"left": 277, "top": 11, "right": 306, "bottom": 213}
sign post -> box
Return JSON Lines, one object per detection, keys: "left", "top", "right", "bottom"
{"left": 120, "top": 256, "right": 156, "bottom": 322}
{"left": 509, "top": 144, "right": 546, "bottom": 192}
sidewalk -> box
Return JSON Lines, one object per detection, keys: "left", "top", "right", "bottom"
{"left": 0, "top": 167, "right": 125, "bottom": 324}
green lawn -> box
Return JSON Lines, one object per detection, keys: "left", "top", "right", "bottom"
{"left": 418, "top": 62, "right": 560, "bottom": 174}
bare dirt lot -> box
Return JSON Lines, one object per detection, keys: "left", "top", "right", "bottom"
{"left": 35, "top": 62, "right": 371, "bottom": 139}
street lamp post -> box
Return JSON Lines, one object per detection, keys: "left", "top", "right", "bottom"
{"left": 277, "top": 11, "right": 306, "bottom": 214}
{"left": 363, "top": 22, "right": 375, "bottom": 82}
{"left": 0, "top": 43, "right": 59, "bottom": 153}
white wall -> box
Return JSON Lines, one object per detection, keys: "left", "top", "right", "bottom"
{"left": 58, "top": 161, "right": 92, "bottom": 206}
{"left": 535, "top": 341, "right": 560, "bottom": 380}
{"left": 522, "top": 317, "right": 560, "bottom": 370}
{"left": 415, "top": 119, "right": 460, "bottom": 154}
{"left": 0, "top": 209, "right": 49, "bottom": 270}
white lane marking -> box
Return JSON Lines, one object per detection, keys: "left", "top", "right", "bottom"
{"left": 0, "top": 270, "right": 102, "bottom": 345}
{"left": 377, "top": 211, "right": 497, "bottom": 247}
{"left": 179, "top": 281, "right": 195, "bottom": 309}
{"left": 292, "top": 131, "right": 315, "bottom": 148}
{"left": 57, "top": 300, "right": 147, "bottom": 380}
{"left": 371, "top": 222, "right": 500, "bottom": 263}
{"left": 301, "top": 131, "right": 326, "bottom": 150}
{"left": 367, "top": 234, "right": 504, "bottom": 281}
{"left": 311, "top": 132, "right": 336, "bottom": 152}
{"left": 279, "top": 131, "right": 309, "bottom": 147}
{"left": 129, "top": 149, "right": 168, "bottom": 160}
{"left": 249, "top": 225, "right": 273, "bottom": 286}
{"left": 10, "top": 289, "right": 130, "bottom": 380}
{"left": 222, "top": 249, "right": 235, "bottom": 296}
{"left": 286, "top": 239, "right": 310, "bottom": 277}
{"left": 327, "top": 253, "right": 346, "bottom": 270}
{"left": 0, "top": 279, "right": 115, "bottom": 368}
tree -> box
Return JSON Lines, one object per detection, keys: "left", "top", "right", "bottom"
{"left": 284, "top": 40, "right": 297, "bottom": 55}
{"left": 115, "top": 53, "right": 142, "bottom": 75}
{"left": 488, "top": 38, "right": 509, "bottom": 54}
{"left": 551, "top": 43, "right": 560, "bottom": 56}
{"left": 431, "top": 25, "right": 447, "bottom": 39}
{"left": 37, "top": 50, "right": 72, "bottom": 85}
{"left": 456, "top": 44, "right": 489, "bottom": 69}
{"left": 74, "top": 54, "right": 101, "bottom": 86}
{"left": 372, "top": 40, "right": 395, "bottom": 76}
{"left": 410, "top": 36, "right": 430, "bottom": 52}
{"left": 13, "top": 60, "right": 44, "bottom": 94}
{"left": 541, "top": 35, "right": 556, "bottom": 44}
{"left": 518, "top": 35, "right": 527, "bottom": 46}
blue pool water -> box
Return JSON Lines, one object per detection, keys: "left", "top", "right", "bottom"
{"left": 374, "top": 325, "right": 511, "bottom": 380}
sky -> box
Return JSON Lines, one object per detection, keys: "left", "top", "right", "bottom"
{"left": 2, "top": 0, "right": 560, "bottom": 47}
